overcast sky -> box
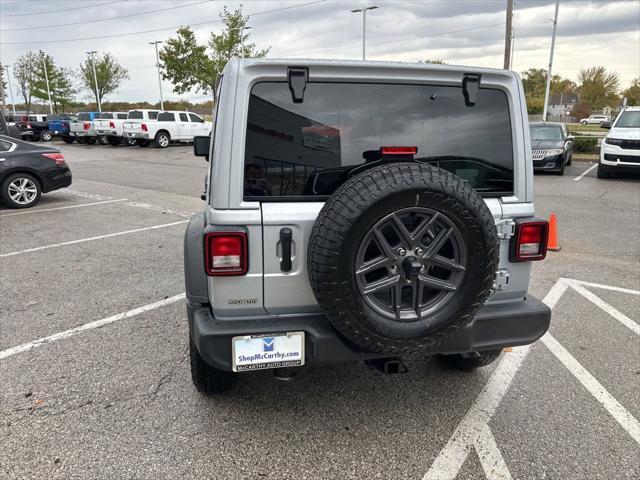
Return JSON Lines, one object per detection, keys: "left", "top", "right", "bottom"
{"left": 1, "top": 0, "right": 638, "bottom": 103}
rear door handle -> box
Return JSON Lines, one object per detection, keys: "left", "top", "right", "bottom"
{"left": 280, "top": 228, "right": 292, "bottom": 272}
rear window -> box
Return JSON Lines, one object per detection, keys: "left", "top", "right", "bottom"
{"left": 99, "top": 113, "right": 113, "bottom": 119}
{"left": 128, "top": 111, "right": 143, "bottom": 119}
{"left": 243, "top": 82, "right": 513, "bottom": 200}
{"left": 77, "top": 113, "right": 91, "bottom": 121}
{"left": 117, "top": 113, "right": 128, "bottom": 119}
{"left": 158, "top": 112, "right": 175, "bottom": 121}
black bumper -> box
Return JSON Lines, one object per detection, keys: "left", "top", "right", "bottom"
{"left": 189, "top": 296, "right": 551, "bottom": 371}
{"left": 42, "top": 167, "right": 72, "bottom": 193}
{"left": 533, "top": 154, "right": 564, "bottom": 172}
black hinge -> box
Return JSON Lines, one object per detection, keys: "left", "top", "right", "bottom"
{"left": 288, "top": 67, "right": 308, "bottom": 103}
{"left": 462, "top": 73, "right": 481, "bottom": 107}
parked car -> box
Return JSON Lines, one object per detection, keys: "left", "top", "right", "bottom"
{"left": 184, "top": 58, "right": 551, "bottom": 394}
{"left": 1, "top": 111, "right": 24, "bottom": 140}
{"left": 0, "top": 133, "right": 72, "bottom": 208}
{"left": 94, "top": 112, "right": 134, "bottom": 146}
{"left": 122, "top": 109, "right": 161, "bottom": 147}
{"left": 16, "top": 114, "right": 52, "bottom": 142}
{"left": 597, "top": 106, "right": 640, "bottom": 179}
{"left": 529, "top": 122, "right": 573, "bottom": 175}
{"left": 579, "top": 114, "right": 610, "bottom": 125}
{"left": 69, "top": 112, "right": 101, "bottom": 144}
{"left": 48, "top": 114, "right": 77, "bottom": 142}
{"left": 124, "top": 110, "right": 210, "bottom": 148}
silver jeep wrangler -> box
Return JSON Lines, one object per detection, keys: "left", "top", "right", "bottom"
{"left": 186, "top": 59, "right": 551, "bottom": 394}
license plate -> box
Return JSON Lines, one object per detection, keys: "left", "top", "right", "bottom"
{"left": 232, "top": 332, "right": 305, "bottom": 372}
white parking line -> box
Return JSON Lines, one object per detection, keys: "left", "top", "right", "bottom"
{"left": 541, "top": 333, "right": 640, "bottom": 444}
{"left": 0, "top": 220, "right": 188, "bottom": 258}
{"left": 573, "top": 163, "right": 598, "bottom": 181}
{"left": 0, "top": 293, "right": 185, "bottom": 360}
{"left": 0, "top": 198, "right": 128, "bottom": 217}
{"left": 572, "top": 283, "right": 640, "bottom": 335}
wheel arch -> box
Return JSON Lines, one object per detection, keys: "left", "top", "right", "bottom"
{"left": 1, "top": 168, "right": 45, "bottom": 191}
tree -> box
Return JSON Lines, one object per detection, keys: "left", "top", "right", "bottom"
{"left": 13, "top": 51, "right": 39, "bottom": 114}
{"left": 521, "top": 68, "right": 547, "bottom": 100}
{"left": 30, "top": 52, "right": 76, "bottom": 112}
{"left": 622, "top": 78, "right": 640, "bottom": 106}
{"left": 79, "top": 52, "right": 129, "bottom": 106}
{"left": 578, "top": 66, "right": 620, "bottom": 110}
{"left": 160, "top": 7, "right": 269, "bottom": 96}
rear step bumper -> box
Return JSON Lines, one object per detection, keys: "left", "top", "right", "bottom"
{"left": 189, "top": 296, "right": 551, "bottom": 372}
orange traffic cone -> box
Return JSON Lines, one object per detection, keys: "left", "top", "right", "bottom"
{"left": 548, "top": 213, "right": 561, "bottom": 251}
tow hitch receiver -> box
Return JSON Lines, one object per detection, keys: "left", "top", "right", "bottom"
{"left": 365, "top": 357, "right": 409, "bottom": 375}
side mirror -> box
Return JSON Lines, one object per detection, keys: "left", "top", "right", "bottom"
{"left": 193, "top": 135, "right": 210, "bottom": 160}
{"left": 600, "top": 121, "right": 611, "bottom": 129}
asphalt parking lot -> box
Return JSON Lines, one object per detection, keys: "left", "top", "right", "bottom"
{"left": 1, "top": 141, "right": 638, "bottom": 479}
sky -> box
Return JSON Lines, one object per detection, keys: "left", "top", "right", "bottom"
{"left": 0, "top": 0, "right": 638, "bottom": 104}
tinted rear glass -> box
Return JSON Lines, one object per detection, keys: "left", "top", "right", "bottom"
{"left": 128, "top": 111, "right": 143, "bottom": 119}
{"left": 158, "top": 112, "right": 175, "bottom": 121}
{"left": 117, "top": 113, "right": 128, "bottom": 119}
{"left": 77, "top": 113, "right": 90, "bottom": 121}
{"left": 244, "top": 82, "right": 513, "bottom": 199}
{"left": 99, "top": 113, "right": 113, "bottom": 119}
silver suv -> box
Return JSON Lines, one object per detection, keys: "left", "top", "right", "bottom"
{"left": 185, "top": 59, "right": 552, "bottom": 394}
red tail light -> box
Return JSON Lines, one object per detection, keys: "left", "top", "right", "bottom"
{"left": 204, "top": 232, "right": 248, "bottom": 276}
{"left": 510, "top": 220, "right": 548, "bottom": 262}
{"left": 27, "top": 123, "right": 32, "bottom": 129}
{"left": 381, "top": 146, "right": 418, "bottom": 155}
{"left": 42, "top": 152, "right": 66, "bottom": 165}
{"left": 141, "top": 123, "right": 148, "bottom": 132}
{"left": 109, "top": 121, "right": 116, "bottom": 129}
{"left": 83, "top": 121, "right": 91, "bottom": 130}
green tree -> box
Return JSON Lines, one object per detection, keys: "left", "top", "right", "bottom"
{"left": 79, "top": 52, "right": 129, "bottom": 106}
{"left": 621, "top": 78, "right": 640, "bottom": 106}
{"left": 551, "top": 76, "right": 577, "bottom": 97}
{"left": 160, "top": 7, "right": 269, "bottom": 96}
{"left": 578, "top": 66, "right": 620, "bottom": 110}
{"left": 521, "top": 68, "right": 547, "bottom": 99}
{"left": 29, "top": 51, "right": 76, "bottom": 113}
{"left": 13, "top": 51, "right": 39, "bottom": 114}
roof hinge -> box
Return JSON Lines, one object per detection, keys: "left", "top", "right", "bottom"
{"left": 288, "top": 67, "right": 308, "bottom": 103}
{"left": 462, "top": 73, "right": 481, "bottom": 107}
{"left": 496, "top": 219, "right": 516, "bottom": 240}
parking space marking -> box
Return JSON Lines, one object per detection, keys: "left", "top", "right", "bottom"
{"left": 573, "top": 163, "right": 598, "bottom": 181}
{"left": 540, "top": 333, "right": 640, "bottom": 444}
{"left": 0, "top": 198, "right": 128, "bottom": 217}
{"left": 0, "top": 220, "right": 188, "bottom": 258}
{"left": 476, "top": 424, "right": 512, "bottom": 480}
{"left": 0, "top": 293, "right": 185, "bottom": 360}
{"left": 58, "top": 188, "right": 115, "bottom": 201}
{"left": 124, "top": 201, "right": 194, "bottom": 218}
{"left": 572, "top": 283, "right": 640, "bottom": 335}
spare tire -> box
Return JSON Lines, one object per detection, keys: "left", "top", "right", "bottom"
{"left": 308, "top": 163, "right": 499, "bottom": 354}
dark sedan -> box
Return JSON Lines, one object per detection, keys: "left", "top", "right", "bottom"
{"left": 529, "top": 122, "right": 574, "bottom": 175}
{"left": 0, "top": 134, "right": 72, "bottom": 209}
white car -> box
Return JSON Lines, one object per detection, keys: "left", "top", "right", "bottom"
{"left": 124, "top": 110, "right": 211, "bottom": 148}
{"left": 598, "top": 106, "right": 640, "bottom": 178}
{"left": 580, "top": 114, "right": 610, "bottom": 125}
{"left": 94, "top": 112, "right": 131, "bottom": 146}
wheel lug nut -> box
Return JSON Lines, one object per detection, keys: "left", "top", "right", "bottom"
{"left": 397, "top": 248, "right": 406, "bottom": 256}
{"left": 415, "top": 247, "right": 424, "bottom": 256}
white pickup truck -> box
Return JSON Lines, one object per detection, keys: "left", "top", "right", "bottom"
{"left": 94, "top": 112, "right": 131, "bottom": 146}
{"left": 124, "top": 110, "right": 211, "bottom": 148}
{"left": 121, "top": 109, "right": 161, "bottom": 147}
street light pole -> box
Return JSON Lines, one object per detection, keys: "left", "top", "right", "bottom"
{"left": 542, "top": 0, "right": 560, "bottom": 122}
{"left": 42, "top": 57, "right": 53, "bottom": 114}
{"left": 350, "top": 5, "right": 378, "bottom": 60}
{"left": 149, "top": 41, "right": 164, "bottom": 110}
{"left": 86, "top": 51, "right": 101, "bottom": 112}
{"left": 5, "top": 65, "right": 17, "bottom": 117}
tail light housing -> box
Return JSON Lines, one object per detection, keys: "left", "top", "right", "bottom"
{"left": 42, "top": 152, "right": 66, "bottom": 165}
{"left": 109, "top": 121, "right": 116, "bottom": 129}
{"left": 204, "top": 232, "right": 248, "bottom": 276}
{"left": 510, "top": 219, "right": 549, "bottom": 262}
{"left": 141, "top": 123, "right": 148, "bottom": 132}
{"left": 62, "top": 121, "right": 69, "bottom": 129}
{"left": 83, "top": 121, "right": 91, "bottom": 130}
{"left": 26, "top": 123, "right": 32, "bottom": 129}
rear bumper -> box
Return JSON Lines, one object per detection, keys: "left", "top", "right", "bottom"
{"left": 125, "top": 132, "right": 149, "bottom": 139}
{"left": 42, "top": 167, "right": 72, "bottom": 192}
{"left": 95, "top": 129, "right": 118, "bottom": 136}
{"left": 189, "top": 296, "right": 551, "bottom": 371}
{"left": 70, "top": 131, "right": 94, "bottom": 137}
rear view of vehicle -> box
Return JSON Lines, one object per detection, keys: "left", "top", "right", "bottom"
{"left": 123, "top": 109, "right": 160, "bottom": 147}
{"left": 94, "top": 112, "right": 130, "bottom": 146}
{"left": 185, "top": 59, "right": 551, "bottom": 394}
{"left": 48, "top": 114, "right": 76, "bottom": 142}
{"left": 69, "top": 112, "right": 100, "bottom": 144}
{"left": 598, "top": 106, "right": 640, "bottom": 178}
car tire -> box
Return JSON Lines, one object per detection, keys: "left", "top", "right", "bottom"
{"left": 437, "top": 349, "right": 503, "bottom": 371}
{"left": 1, "top": 173, "right": 42, "bottom": 209}
{"left": 566, "top": 154, "right": 572, "bottom": 166}
{"left": 581, "top": 120, "right": 587, "bottom": 125}
{"left": 189, "top": 332, "right": 234, "bottom": 395}
{"left": 108, "top": 136, "right": 120, "bottom": 146}
{"left": 597, "top": 163, "right": 612, "bottom": 179}
{"left": 137, "top": 139, "right": 149, "bottom": 148}
{"left": 98, "top": 135, "right": 109, "bottom": 145}
{"left": 62, "top": 136, "right": 75, "bottom": 144}
{"left": 154, "top": 131, "right": 170, "bottom": 148}
{"left": 308, "top": 163, "right": 499, "bottom": 355}
{"left": 126, "top": 138, "right": 137, "bottom": 146}
{"left": 39, "top": 130, "right": 52, "bottom": 141}
{"left": 554, "top": 165, "right": 565, "bottom": 176}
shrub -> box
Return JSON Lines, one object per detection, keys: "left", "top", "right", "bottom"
{"left": 573, "top": 136, "right": 598, "bottom": 153}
